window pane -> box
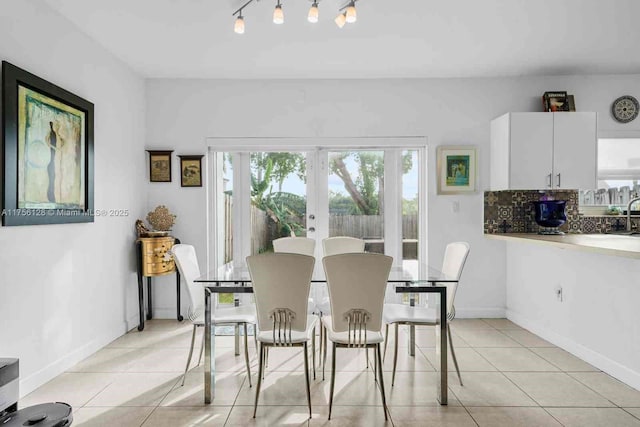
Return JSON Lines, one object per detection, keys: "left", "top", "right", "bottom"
{"left": 402, "top": 150, "right": 419, "bottom": 270}
{"left": 250, "top": 152, "right": 307, "bottom": 255}
{"left": 328, "top": 150, "right": 384, "bottom": 254}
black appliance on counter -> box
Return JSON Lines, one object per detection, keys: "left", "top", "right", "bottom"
{"left": 0, "top": 358, "right": 18, "bottom": 416}
{"left": 532, "top": 200, "right": 567, "bottom": 235}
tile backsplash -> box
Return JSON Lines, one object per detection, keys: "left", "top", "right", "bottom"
{"left": 484, "top": 190, "right": 580, "bottom": 234}
{"left": 484, "top": 190, "right": 638, "bottom": 234}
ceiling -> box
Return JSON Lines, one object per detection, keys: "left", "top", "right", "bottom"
{"left": 42, "top": 0, "right": 640, "bottom": 79}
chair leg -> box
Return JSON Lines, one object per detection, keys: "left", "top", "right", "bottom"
{"left": 322, "top": 325, "right": 328, "bottom": 381}
{"left": 328, "top": 342, "right": 336, "bottom": 420}
{"left": 448, "top": 324, "right": 463, "bottom": 386}
{"left": 383, "top": 324, "right": 389, "bottom": 361}
{"left": 235, "top": 324, "right": 240, "bottom": 356}
{"left": 303, "top": 342, "right": 312, "bottom": 419}
{"left": 311, "top": 326, "right": 316, "bottom": 380}
{"left": 197, "top": 328, "right": 205, "bottom": 366}
{"left": 181, "top": 325, "right": 197, "bottom": 387}
{"left": 374, "top": 344, "right": 378, "bottom": 378}
{"left": 243, "top": 323, "right": 252, "bottom": 388}
{"left": 253, "top": 323, "right": 258, "bottom": 350}
{"left": 392, "top": 323, "right": 399, "bottom": 386}
{"left": 376, "top": 343, "right": 389, "bottom": 421}
{"left": 253, "top": 343, "right": 264, "bottom": 418}
{"left": 366, "top": 347, "right": 369, "bottom": 369}
{"left": 262, "top": 346, "right": 267, "bottom": 380}
{"left": 318, "top": 319, "right": 323, "bottom": 369}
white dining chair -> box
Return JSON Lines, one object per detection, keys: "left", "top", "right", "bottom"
{"left": 322, "top": 252, "right": 392, "bottom": 421}
{"left": 318, "top": 236, "right": 366, "bottom": 377}
{"left": 246, "top": 253, "right": 317, "bottom": 419}
{"left": 383, "top": 242, "right": 470, "bottom": 386}
{"left": 322, "top": 236, "right": 365, "bottom": 256}
{"left": 272, "top": 236, "right": 315, "bottom": 256}
{"left": 170, "top": 244, "right": 256, "bottom": 387}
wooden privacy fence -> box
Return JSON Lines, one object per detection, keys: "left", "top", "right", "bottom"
{"left": 329, "top": 214, "right": 418, "bottom": 239}
{"left": 223, "top": 196, "right": 419, "bottom": 259}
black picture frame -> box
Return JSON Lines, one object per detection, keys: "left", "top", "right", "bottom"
{"left": 2, "top": 61, "right": 95, "bottom": 226}
{"left": 147, "top": 150, "right": 173, "bottom": 182}
{"left": 178, "top": 155, "right": 204, "bottom": 187}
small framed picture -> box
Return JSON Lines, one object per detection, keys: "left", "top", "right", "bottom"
{"left": 178, "top": 155, "right": 204, "bottom": 187}
{"left": 436, "top": 146, "right": 477, "bottom": 195}
{"left": 147, "top": 150, "right": 173, "bottom": 182}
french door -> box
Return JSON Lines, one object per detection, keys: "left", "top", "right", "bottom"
{"left": 209, "top": 142, "right": 426, "bottom": 273}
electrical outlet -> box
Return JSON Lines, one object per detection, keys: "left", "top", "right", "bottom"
{"left": 555, "top": 286, "right": 563, "bottom": 302}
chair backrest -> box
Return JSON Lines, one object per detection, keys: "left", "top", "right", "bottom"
{"left": 170, "top": 244, "right": 203, "bottom": 322}
{"left": 323, "top": 253, "right": 392, "bottom": 334}
{"left": 322, "top": 236, "right": 365, "bottom": 256}
{"left": 440, "top": 242, "right": 470, "bottom": 319}
{"left": 273, "top": 237, "right": 316, "bottom": 256}
{"left": 247, "top": 253, "right": 315, "bottom": 335}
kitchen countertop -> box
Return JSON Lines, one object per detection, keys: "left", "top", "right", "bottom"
{"left": 485, "top": 233, "right": 640, "bottom": 259}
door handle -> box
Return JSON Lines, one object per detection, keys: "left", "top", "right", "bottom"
{"left": 308, "top": 214, "right": 315, "bottom": 220}
{"left": 308, "top": 227, "right": 316, "bottom": 232}
{"left": 547, "top": 173, "right": 552, "bottom": 188}
{"left": 556, "top": 173, "right": 561, "bottom": 188}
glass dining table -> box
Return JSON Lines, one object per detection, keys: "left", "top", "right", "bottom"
{"left": 195, "top": 263, "right": 457, "bottom": 405}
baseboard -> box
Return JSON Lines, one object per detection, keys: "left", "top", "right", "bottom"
{"left": 19, "top": 322, "right": 127, "bottom": 398}
{"left": 507, "top": 309, "right": 640, "bottom": 392}
{"left": 456, "top": 307, "right": 506, "bottom": 318}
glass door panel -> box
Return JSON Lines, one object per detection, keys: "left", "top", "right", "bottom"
{"left": 328, "top": 150, "right": 385, "bottom": 254}
{"left": 249, "top": 152, "right": 308, "bottom": 254}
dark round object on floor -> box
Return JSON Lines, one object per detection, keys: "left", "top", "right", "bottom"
{"left": 0, "top": 402, "right": 72, "bottom": 426}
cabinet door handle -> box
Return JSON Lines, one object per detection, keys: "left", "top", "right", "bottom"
{"left": 556, "top": 173, "right": 561, "bottom": 188}
{"left": 547, "top": 173, "right": 552, "bottom": 188}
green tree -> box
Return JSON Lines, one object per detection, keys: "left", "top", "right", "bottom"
{"left": 329, "top": 152, "right": 413, "bottom": 215}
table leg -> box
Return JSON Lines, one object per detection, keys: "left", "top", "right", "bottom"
{"left": 235, "top": 325, "right": 240, "bottom": 356}
{"left": 136, "top": 243, "right": 145, "bottom": 331}
{"left": 204, "top": 288, "right": 216, "bottom": 403}
{"left": 176, "top": 270, "right": 183, "bottom": 321}
{"left": 146, "top": 277, "right": 153, "bottom": 320}
{"left": 438, "top": 288, "right": 448, "bottom": 405}
{"left": 408, "top": 294, "right": 416, "bottom": 356}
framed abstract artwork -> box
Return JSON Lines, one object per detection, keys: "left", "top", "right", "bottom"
{"left": 2, "top": 61, "right": 95, "bottom": 226}
{"left": 178, "top": 155, "right": 204, "bottom": 187}
{"left": 147, "top": 150, "right": 173, "bottom": 182}
{"left": 436, "top": 145, "right": 477, "bottom": 195}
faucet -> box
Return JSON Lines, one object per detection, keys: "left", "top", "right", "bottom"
{"left": 627, "top": 196, "right": 640, "bottom": 231}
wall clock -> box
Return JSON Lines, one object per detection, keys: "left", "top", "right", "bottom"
{"left": 612, "top": 95, "right": 639, "bottom": 123}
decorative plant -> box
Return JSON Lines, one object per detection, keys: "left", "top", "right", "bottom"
{"left": 146, "top": 205, "right": 176, "bottom": 231}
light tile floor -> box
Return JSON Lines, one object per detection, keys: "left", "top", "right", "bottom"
{"left": 20, "top": 319, "right": 640, "bottom": 426}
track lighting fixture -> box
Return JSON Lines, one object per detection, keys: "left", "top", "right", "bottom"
{"left": 234, "top": 14, "right": 245, "bottom": 34}
{"left": 273, "top": 1, "right": 284, "bottom": 24}
{"left": 231, "top": 0, "right": 361, "bottom": 34}
{"left": 345, "top": 1, "right": 357, "bottom": 23}
{"left": 308, "top": 1, "right": 319, "bottom": 23}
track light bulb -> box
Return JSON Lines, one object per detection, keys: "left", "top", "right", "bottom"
{"left": 273, "top": 4, "right": 284, "bottom": 24}
{"left": 234, "top": 15, "right": 245, "bottom": 34}
{"left": 335, "top": 12, "right": 346, "bottom": 28}
{"left": 308, "top": 2, "right": 319, "bottom": 23}
{"left": 345, "top": 2, "right": 356, "bottom": 23}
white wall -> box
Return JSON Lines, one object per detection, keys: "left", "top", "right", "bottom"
{"left": 0, "top": 1, "right": 146, "bottom": 396}
{"left": 146, "top": 74, "right": 640, "bottom": 319}
{"left": 506, "top": 242, "right": 640, "bottom": 390}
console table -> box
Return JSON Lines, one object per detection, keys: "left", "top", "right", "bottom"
{"left": 135, "top": 236, "right": 183, "bottom": 331}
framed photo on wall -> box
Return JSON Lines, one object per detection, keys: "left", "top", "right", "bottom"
{"left": 436, "top": 145, "right": 477, "bottom": 195}
{"left": 147, "top": 150, "right": 173, "bottom": 182}
{"left": 178, "top": 154, "right": 204, "bottom": 187}
{"left": 2, "top": 61, "right": 95, "bottom": 226}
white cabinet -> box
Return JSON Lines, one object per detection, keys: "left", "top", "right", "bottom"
{"left": 490, "top": 112, "right": 597, "bottom": 190}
